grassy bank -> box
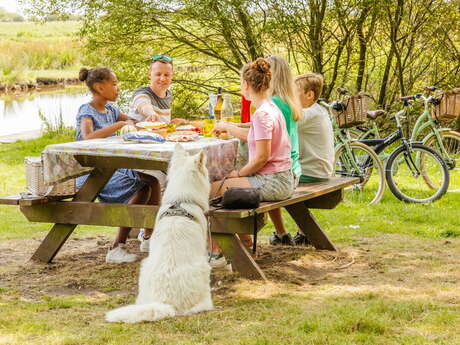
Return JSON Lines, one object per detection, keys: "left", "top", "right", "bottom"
{"left": 0, "top": 21, "right": 82, "bottom": 86}
{"left": 0, "top": 135, "right": 459, "bottom": 344}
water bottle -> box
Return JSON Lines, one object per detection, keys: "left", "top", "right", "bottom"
{"left": 222, "top": 95, "right": 233, "bottom": 122}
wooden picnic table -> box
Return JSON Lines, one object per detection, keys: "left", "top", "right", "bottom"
{"left": 1, "top": 136, "right": 358, "bottom": 280}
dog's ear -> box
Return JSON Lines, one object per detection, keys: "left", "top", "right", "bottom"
{"left": 172, "top": 144, "right": 188, "bottom": 159}
{"left": 174, "top": 143, "right": 188, "bottom": 156}
{"left": 194, "top": 150, "right": 207, "bottom": 173}
{"left": 170, "top": 144, "right": 188, "bottom": 168}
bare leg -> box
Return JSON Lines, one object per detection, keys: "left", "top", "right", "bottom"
{"left": 138, "top": 173, "right": 161, "bottom": 239}
{"left": 269, "top": 208, "right": 287, "bottom": 236}
{"left": 112, "top": 184, "right": 151, "bottom": 248}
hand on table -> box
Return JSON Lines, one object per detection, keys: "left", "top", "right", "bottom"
{"left": 145, "top": 114, "right": 159, "bottom": 122}
{"left": 212, "top": 120, "right": 230, "bottom": 135}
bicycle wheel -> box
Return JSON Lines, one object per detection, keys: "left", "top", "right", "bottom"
{"left": 385, "top": 143, "right": 449, "bottom": 203}
{"left": 334, "top": 141, "right": 385, "bottom": 204}
{"left": 423, "top": 130, "right": 460, "bottom": 192}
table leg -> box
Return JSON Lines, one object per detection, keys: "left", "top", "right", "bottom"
{"left": 30, "top": 168, "right": 116, "bottom": 263}
{"left": 212, "top": 233, "right": 267, "bottom": 281}
{"left": 285, "top": 203, "right": 336, "bottom": 251}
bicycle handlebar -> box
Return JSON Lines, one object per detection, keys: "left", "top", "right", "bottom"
{"left": 319, "top": 99, "right": 347, "bottom": 112}
{"left": 424, "top": 86, "right": 441, "bottom": 92}
{"left": 336, "top": 87, "right": 349, "bottom": 95}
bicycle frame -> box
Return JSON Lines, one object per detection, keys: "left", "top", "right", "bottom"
{"left": 353, "top": 121, "right": 381, "bottom": 140}
{"left": 408, "top": 95, "right": 452, "bottom": 158}
{"left": 360, "top": 110, "right": 423, "bottom": 176}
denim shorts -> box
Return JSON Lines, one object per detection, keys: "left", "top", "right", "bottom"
{"left": 76, "top": 168, "right": 146, "bottom": 204}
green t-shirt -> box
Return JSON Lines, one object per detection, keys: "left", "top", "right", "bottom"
{"left": 272, "top": 96, "right": 301, "bottom": 177}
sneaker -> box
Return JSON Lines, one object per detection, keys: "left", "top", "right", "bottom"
{"left": 293, "top": 231, "right": 311, "bottom": 246}
{"left": 209, "top": 252, "right": 227, "bottom": 269}
{"left": 269, "top": 232, "right": 294, "bottom": 246}
{"left": 137, "top": 229, "right": 150, "bottom": 253}
{"left": 106, "top": 245, "right": 138, "bottom": 263}
{"left": 137, "top": 228, "right": 145, "bottom": 242}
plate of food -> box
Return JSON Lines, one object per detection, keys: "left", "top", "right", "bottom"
{"left": 136, "top": 121, "right": 168, "bottom": 137}
{"left": 166, "top": 131, "right": 199, "bottom": 142}
{"left": 136, "top": 121, "right": 168, "bottom": 130}
{"left": 175, "top": 124, "right": 201, "bottom": 133}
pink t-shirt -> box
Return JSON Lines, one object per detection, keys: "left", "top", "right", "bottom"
{"left": 247, "top": 100, "right": 292, "bottom": 175}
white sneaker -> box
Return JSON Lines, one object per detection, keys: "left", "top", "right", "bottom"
{"left": 137, "top": 228, "right": 145, "bottom": 242}
{"left": 137, "top": 229, "right": 150, "bottom": 253}
{"left": 106, "top": 245, "right": 137, "bottom": 263}
{"left": 209, "top": 252, "right": 227, "bottom": 269}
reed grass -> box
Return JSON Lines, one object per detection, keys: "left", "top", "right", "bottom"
{"left": 0, "top": 21, "right": 82, "bottom": 85}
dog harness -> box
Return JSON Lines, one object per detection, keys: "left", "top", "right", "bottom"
{"left": 158, "top": 201, "right": 196, "bottom": 221}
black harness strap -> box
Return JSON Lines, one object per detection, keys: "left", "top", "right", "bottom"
{"left": 158, "top": 201, "right": 195, "bottom": 221}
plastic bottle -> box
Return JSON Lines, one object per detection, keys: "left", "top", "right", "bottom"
{"left": 222, "top": 95, "right": 233, "bottom": 122}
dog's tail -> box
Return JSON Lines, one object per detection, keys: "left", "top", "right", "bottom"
{"left": 105, "top": 302, "right": 176, "bottom": 323}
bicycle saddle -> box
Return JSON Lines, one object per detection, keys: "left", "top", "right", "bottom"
{"left": 400, "top": 95, "right": 415, "bottom": 101}
{"left": 366, "top": 110, "right": 386, "bottom": 120}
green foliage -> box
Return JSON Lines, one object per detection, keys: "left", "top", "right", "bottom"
{"left": 38, "top": 109, "right": 76, "bottom": 138}
{"left": 22, "top": 0, "right": 460, "bottom": 111}
{"left": 0, "top": 7, "right": 24, "bottom": 22}
{"left": 0, "top": 21, "right": 82, "bottom": 85}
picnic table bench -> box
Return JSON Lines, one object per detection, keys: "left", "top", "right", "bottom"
{"left": 0, "top": 136, "right": 357, "bottom": 280}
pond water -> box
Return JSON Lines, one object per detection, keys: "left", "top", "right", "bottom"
{"left": 0, "top": 87, "right": 91, "bottom": 138}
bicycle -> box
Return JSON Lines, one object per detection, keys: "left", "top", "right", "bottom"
{"left": 407, "top": 87, "right": 460, "bottom": 192}
{"left": 349, "top": 86, "right": 460, "bottom": 192}
{"left": 319, "top": 99, "right": 385, "bottom": 205}
{"left": 359, "top": 98, "right": 450, "bottom": 203}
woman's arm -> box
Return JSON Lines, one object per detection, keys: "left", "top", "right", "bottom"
{"left": 229, "top": 139, "right": 270, "bottom": 177}
{"left": 213, "top": 121, "right": 249, "bottom": 141}
{"left": 80, "top": 117, "right": 126, "bottom": 140}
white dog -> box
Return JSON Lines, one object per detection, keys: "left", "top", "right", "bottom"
{"left": 106, "top": 144, "right": 213, "bottom": 323}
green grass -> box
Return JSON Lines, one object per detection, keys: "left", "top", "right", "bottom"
{"left": 1, "top": 135, "right": 459, "bottom": 344}
{"left": 1, "top": 286, "right": 459, "bottom": 344}
{"left": 2, "top": 134, "right": 459, "bottom": 241}
{"left": 0, "top": 133, "right": 115, "bottom": 240}
{"left": 0, "top": 21, "right": 82, "bottom": 85}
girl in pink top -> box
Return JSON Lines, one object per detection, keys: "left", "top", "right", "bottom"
{"left": 212, "top": 58, "right": 294, "bottom": 202}
{"left": 210, "top": 58, "right": 294, "bottom": 261}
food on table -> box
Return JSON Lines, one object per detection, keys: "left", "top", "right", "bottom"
{"left": 136, "top": 121, "right": 168, "bottom": 130}
{"left": 212, "top": 128, "right": 233, "bottom": 140}
{"left": 122, "top": 132, "right": 165, "bottom": 143}
{"left": 218, "top": 131, "right": 232, "bottom": 140}
{"left": 190, "top": 120, "right": 204, "bottom": 131}
{"left": 136, "top": 121, "right": 168, "bottom": 138}
{"left": 120, "top": 124, "right": 138, "bottom": 135}
{"left": 166, "top": 131, "right": 199, "bottom": 142}
{"left": 175, "top": 124, "right": 201, "bottom": 133}
{"left": 151, "top": 128, "right": 168, "bottom": 138}
{"left": 167, "top": 123, "right": 176, "bottom": 133}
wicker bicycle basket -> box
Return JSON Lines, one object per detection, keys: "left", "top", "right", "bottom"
{"left": 335, "top": 92, "right": 369, "bottom": 128}
{"left": 431, "top": 88, "right": 460, "bottom": 122}
{"left": 25, "top": 156, "right": 75, "bottom": 197}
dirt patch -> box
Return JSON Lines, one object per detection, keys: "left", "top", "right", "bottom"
{"left": 1, "top": 235, "right": 459, "bottom": 304}
{"left": 256, "top": 245, "right": 357, "bottom": 285}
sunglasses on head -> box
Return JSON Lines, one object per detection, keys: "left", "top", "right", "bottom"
{"left": 151, "top": 55, "right": 173, "bottom": 63}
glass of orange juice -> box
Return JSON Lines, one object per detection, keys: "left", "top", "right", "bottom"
{"left": 203, "top": 119, "right": 215, "bottom": 137}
